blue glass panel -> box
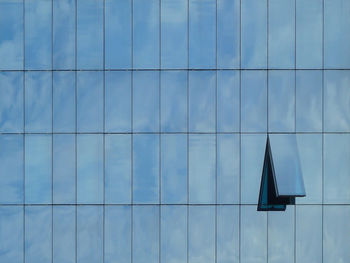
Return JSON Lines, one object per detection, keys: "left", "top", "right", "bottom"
{"left": 324, "top": 134, "right": 350, "bottom": 204}
{"left": 77, "top": 206, "right": 103, "bottom": 263}
{"left": 25, "top": 206, "right": 52, "bottom": 263}
{"left": 105, "top": 135, "right": 131, "bottom": 204}
{"left": 133, "top": 134, "right": 159, "bottom": 204}
{"left": 161, "top": 0, "right": 187, "bottom": 69}
{"left": 217, "top": 134, "right": 240, "bottom": 204}
{"left": 189, "top": 0, "right": 216, "bottom": 69}
{"left": 296, "top": 70, "right": 322, "bottom": 132}
{"left": 77, "top": 0, "right": 103, "bottom": 69}
{"left": 241, "top": 0, "right": 267, "bottom": 69}
{"left": 0, "top": 206, "right": 23, "bottom": 263}
{"left": 189, "top": 206, "right": 215, "bottom": 263}
{"left": 133, "top": 71, "right": 159, "bottom": 132}
{"left": 217, "top": 206, "right": 239, "bottom": 263}
{"left": 25, "top": 0, "right": 51, "bottom": 69}
{"left": 268, "top": 70, "right": 295, "bottom": 132}
{"left": 296, "top": 205, "right": 322, "bottom": 263}
{"left": 0, "top": 0, "right": 23, "bottom": 69}
{"left": 105, "top": 71, "right": 131, "bottom": 132}
{"left": 269, "top": 134, "right": 305, "bottom": 196}
{"left": 25, "top": 72, "right": 52, "bottom": 133}
{"left": 161, "top": 134, "right": 187, "bottom": 204}
{"left": 189, "top": 134, "right": 215, "bottom": 204}
{"left": 53, "top": 206, "right": 75, "bottom": 263}
{"left": 0, "top": 72, "right": 23, "bottom": 132}
{"left": 324, "top": 0, "right": 350, "bottom": 68}
{"left": 268, "top": 0, "right": 295, "bottom": 68}
{"left": 296, "top": 0, "right": 322, "bottom": 69}
{"left": 53, "top": 0, "right": 75, "bottom": 69}
{"left": 25, "top": 135, "right": 51, "bottom": 204}
{"left": 105, "top": 206, "right": 131, "bottom": 263}
{"left": 105, "top": 0, "right": 131, "bottom": 69}
{"left": 217, "top": 0, "right": 240, "bottom": 69}
{"left": 53, "top": 134, "right": 75, "bottom": 204}
{"left": 77, "top": 71, "right": 103, "bottom": 132}
{"left": 161, "top": 71, "right": 187, "bottom": 132}
{"left": 189, "top": 71, "right": 215, "bottom": 132}
{"left": 217, "top": 70, "right": 240, "bottom": 132}
{"left": 324, "top": 70, "right": 350, "bottom": 132}
{"left": 77, "top": 134, "right": 103, "bottom": 204}
{"left": 133, "top": 0, "right": 159, "bottom": 69}
{"left": 161, "top": 206, "right": 187, "bottom": 263}
{"left": 241, "top": 134, "right": 266, "bottom": 204}
{"left": 241, "top": 70, "right": 267, "bottom": 132}
{"left": 241, "top": 206, "right": 267, "bottom": 263}
{"left": 133, "top": 206, "right": 159, "bottom": 263}
{"left": 53, "top": 71, "right": 75, "bottom": 132}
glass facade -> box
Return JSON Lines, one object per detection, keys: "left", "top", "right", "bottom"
{"left": 0, "top": 0, "right": 349, "bottom": 262}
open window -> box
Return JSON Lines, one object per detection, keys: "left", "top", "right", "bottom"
{"left": 258, "top": 134, "right": 306, "bottom": 211}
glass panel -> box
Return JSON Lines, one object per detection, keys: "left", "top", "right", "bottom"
{"left": 189, "top": 206, "right": 215, "bottom": 263}
{"left": 269, "top": 134, "right": 305, "bottom": 196}
{"left": 25, "top": 135, "right": 51, "bottom": 204}
{"left": 217, "top": 0, "right": 240, "bottom": 69}
{"left": 324, "top": 134, "right": 350, "bottom": 204}
{"left": 161, "top": 71, "right": 187, "bottom": 132}
{"left": 268, "top": 70, "right": 295, "bottom": 132}
{"left": 241, "top": 70, "right": 267, "bottom": 132}
{"left": 268, "top": 0, "right": 295, "bottom": 68}
{"left": 323, "top": 206, "right": 350, "bottom": 263}
{"left": 0, "top": 206, "right": 23, "bottom": 263}
{"left": 0, "top": 0, "right": 23, "bottom": 69}
{"left": 133, "top": 0, "right": 159, "bottom": 69}
{"left": 77, "top": 71, "right": 103, "bottom": 132}
{"left": 77, "top": 206, "right": 103, "bottom": 263}
{"left": 105, "top": 71, "right": 131, "bottom": 132}
{"left": 241, "top": 0, "right": 267, "bottom": 69}
{"left": 105, "top": 206, "right": 131, "bottom": 263}
{"left": 53, "top": 206, "right": 75, "bottom": 263}
{"left": 189, "top": 134, "right": 215, "bottom": 204}
{"left": 189, "top": 71, "right": 216, "bottom": 132}
{"left": 53, "top": 0, "right": 75, "bottom": 69}
{"left": 0, "top": 72, "right": 23, "bottom": 132}
{"left": 133, "top": 71, "right": 159, "bottom": 132}
{"left": 53, "top": 71, "right": 75, "bottom": 132}
{"left": 189, "top": 0, "right": 216, "bottom": 69}
{"left": 133, "top": 134, "right": 159, "bottom": 204}
{"left": 268, "top": 206, "right": 294, "bottom": 263}
{"left": 296, "top": 70, "right": 322, "bottom": 132}
{"left": 77, "top": 0, "right": 103, "bottom": 69}
{"left": 324, "top": 0, "right": 350, "bottom": 68}
{"left": 324, "top": 70, "right": 350, "bottom": 132}
{"left": 105, "top": 135, "right": 131, "bottom": 204}
{"left": 77, "top": 134, "right": 103, "bottom": 204}
{"left": 161, "top": 0, "right": 187, "bottom": 69}
{"left": 241, "top": 134, "right": 266, "bottom": 204}
{"left": 241, "top": 206, "right": 267, "bottom": 263}
{"left": 53, "top": 134, "right": 75, "bottom": 204}
{"left": 296, "top": 205, "right": 322, "bottom": 263}
{"left": 161, "top": 134, "right": 187, "bottom": 204}
{"left": 161, "top": 206, "right": 187, "bottom": 263}
{"left": 25, "top": 0, "right": 51, "bottom": 69}
{"left": 105, "top": 0, "right": 131, "bottom": 69}
{"left": 25, "top": 72, "right": 52, "bottom": 133}
{"left": 217, "top": 205, "right": 239, "bottom": 263}
{"left": 296, "top": 0, "right": 322, "bottom": 69}
{"left": 217, "top": 134, "right": 240, "bottom": 204}
{"left": 217, "top": 70, "right": 240, "bottom": 132}
{"left": 133, "top": 206, "right": 159, "bottom": 263}
{"left": 25, "top": 206, "right": 52, "bottom": 263}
